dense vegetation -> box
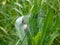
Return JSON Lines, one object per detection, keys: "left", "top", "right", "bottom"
{"left": 0, "top": 0, "right": 60, "bottom": 45}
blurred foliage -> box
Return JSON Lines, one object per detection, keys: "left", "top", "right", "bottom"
{"left": 0, "top": 0, "right": 60, "bottom": 45}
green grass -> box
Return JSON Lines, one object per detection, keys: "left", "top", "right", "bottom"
{"left": 0, "top": 0, "right": 60, "bottom": 45}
